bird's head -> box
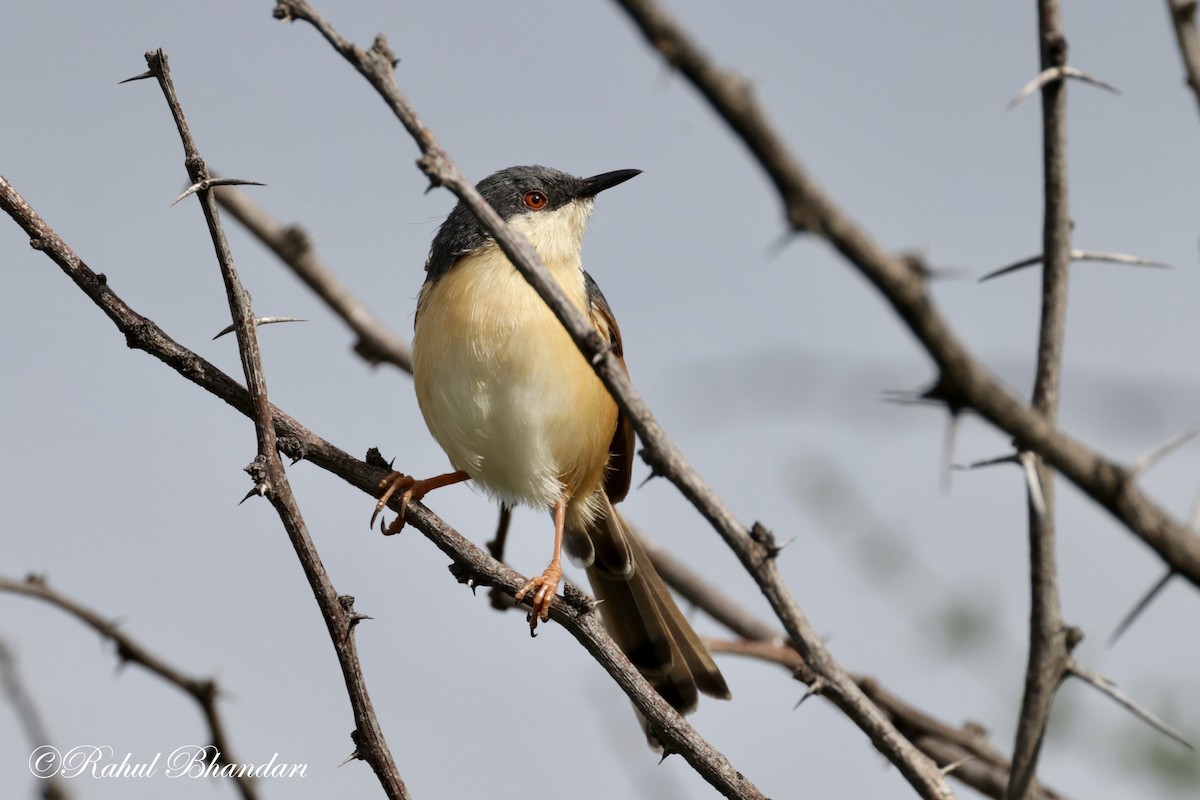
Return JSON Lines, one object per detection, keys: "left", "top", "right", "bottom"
{"left": 426, "top": 165, "right": 640, "bottom": 278}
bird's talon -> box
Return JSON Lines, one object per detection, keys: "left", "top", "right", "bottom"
{"left": 372, "top": 471, "right": 419, "bottom": 533}
{"left": 382, "top": 513, "right": 407, "bottom": 536}
{"left": 516, "top": 565, "right": 561, "bottom": 630}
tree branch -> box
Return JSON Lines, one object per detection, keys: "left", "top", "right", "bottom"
{"left": 137, "top": 49, "right": 412, "bottom": 800}
{"left": 1007, "top": 5, "right": 1075, "bottom": 795}
{"left": 606, "top": 0, "right": 1200, "bottom": 591}
{"left": 0, "top": 575, "right": 254, "bottom": 800}
{"left": 645, "top": 545, "right": 1071, "bottom": 800}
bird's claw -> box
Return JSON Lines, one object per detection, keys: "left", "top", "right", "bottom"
{"left": 372, "top": 472, "right": 417, "bottom": 535}
{"left": 514, "top": 561, "right": 562, "bottom": 632}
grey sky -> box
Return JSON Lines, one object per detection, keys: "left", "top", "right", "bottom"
{"left": 3, "top": 2, "right": 1199, "bottom": 798}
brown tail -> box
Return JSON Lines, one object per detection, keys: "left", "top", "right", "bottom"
{"left": 566, "top": 493, "right": 730, "bottom": 717}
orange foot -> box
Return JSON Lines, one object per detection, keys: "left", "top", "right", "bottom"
{"left": 370, "top": 469, "right": 469, "bottom": 535}
{"left": 514, "top": 559, "right": 562, "bottom": 632}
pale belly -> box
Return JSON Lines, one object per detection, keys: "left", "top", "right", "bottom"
{"left": 411, "top": 249, "right": 617, "bottom": 518}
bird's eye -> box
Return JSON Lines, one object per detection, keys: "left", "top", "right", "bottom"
{"left": 523, "top": 191, "right": 548, "bottom": 210}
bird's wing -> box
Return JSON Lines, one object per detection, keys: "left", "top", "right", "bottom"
{"left": 584, "top": 270, "right": 634, "bottom": 504}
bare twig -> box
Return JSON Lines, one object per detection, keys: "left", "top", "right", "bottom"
{"left": 1007, "top": 5, "right": 1075, "bottom": 796}
{"left": 0, "top": 638, "right": 72, "bottom": 800}
{"left": 646, "top": 541, "right": 1071, "bottom": 800}
{"left": 1167, "top": 0, "right": 1200, "bottom": 118}
{"left": 137, "top": 49, "right": 411, "bottom": 800}
{"left": 0, "top": 175, "right": 764, "bottom": 799}
{"left": 605, "top": 0, "right": 1200, "bottom": 591}
{"left": 212, "top": 183, "right": 413, "bottom": 371}
{"left": 269, "top": 3, "right": 952, "bottom": 796}
{"left": 690, "top": 642, "right": 1070, "bottom": 800}
{"left": 0, "top": 575, "right": 254, "bottom": 800}
{"left": 977, "top": 250, "right": 1169, "bottom": 283}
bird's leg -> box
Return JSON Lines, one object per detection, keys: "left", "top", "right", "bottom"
{"left": 371, "top": 469, "right": 470, "bottom": 535}
{"left": 515, "top": 494, "right": 567, "bottom": 631}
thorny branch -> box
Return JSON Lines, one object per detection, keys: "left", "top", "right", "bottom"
{"left": 271, "top": 1, "right": 953, "bottom": 796}
{"left": 608, "top": 0, "right": 1200, "bottom": 592}
{"left": 0, "top": 575, "right": 255, "bottom": 800}
{"left": 137, "top": 49, "right": 412, "bottom": 800}
{"left": 1007, "top": 4, "right": 1075, "bottom": 798}
{"left": 0, "top": 175, "right": 764, "bottom": 799}
{"left": 647, "top": 540, "right": 1069, "bottom": 800}
{"left": 605, "top": 0, "right": 1197, "bottom": 793}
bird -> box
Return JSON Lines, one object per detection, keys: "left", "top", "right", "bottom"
{"left": 372, "top": 165, "right": 730, "bottom": 720}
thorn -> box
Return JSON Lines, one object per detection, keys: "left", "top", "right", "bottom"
{"left": 212, "top": 316, "right": 308, "bottom": 340}
{"left": 762, "top": 228, "right": 799, "bottom": 260}
{"left": 980, "top": 249, "right": 1171, "bottom": 283}
{"left": 466, "top": 577, "right": 477, "bottom": 596}
{"left": 979, "top": 253, "right": 1045, "bottom": 283}
{"left": 338, "top": 749, "right": 360, "bottom": 767}
{"left": 881, "top": 389, "right": 942, "bottom": 407}
{"left": 794, "top": 678, "right": 825, "bottom": 709}
{"left": 1008, "top": 65, "right": 1120, "bottom": 109}
{"left": 1071, "top": 250, "right": 1170, "bottom": 270}
{"left": 1067, "top": 659, "right": 1194, "bottom": 750}
{"left": 882, "top": 376, "right": 965, "bottom": 416}
{"left": 939, "top": 755, "right": 974, "bottom": 777}
{"left": 1131, "top": 428, "right": 1200, "bottom": 479}
{"left": 171, "top": 177, "right": 267, "bottom": 207}
{"left": 636, "top": 453, "right": 665, "bottom": 489}
{"left": 1018, "top": 451, "right": 1046, "bottom": 518}
{"left": 940, "top": 410, "right": 960, "bottom": 494}
{"left": 1060, "top": 66, "right": 1122, "bottom": 95}
{"left": 119, "top": 69, "right": 155, "bottom": 84}
{"left": 954, "top": 452, "right": 1021, "bottom": 471}
{"left": 238, "top": 483, "right": 268, "bottom": 505}
{"left": 1108, "top": 569, "right": 1174, "bottom": 645}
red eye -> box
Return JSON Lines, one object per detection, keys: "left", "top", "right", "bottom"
{"left": 523, "top": 191, "right": 548, "bottom": 210}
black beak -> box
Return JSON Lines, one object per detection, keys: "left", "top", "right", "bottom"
{"left": 575, "top": 169, "right": 642, "bottom": 199}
